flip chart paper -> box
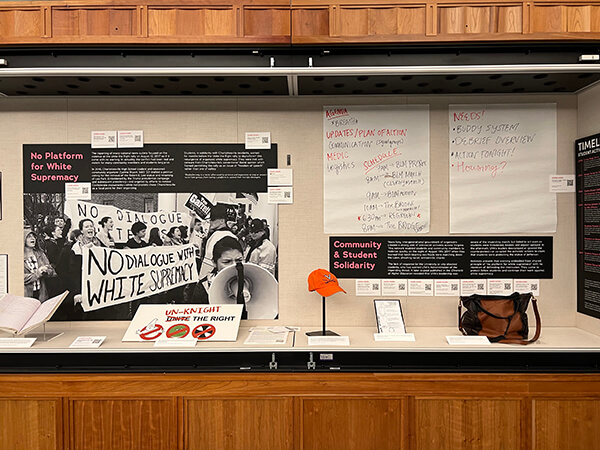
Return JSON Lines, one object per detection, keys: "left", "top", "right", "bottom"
{"left": 324, "top": 105, "right": 430, "bottom": 234}
{"left": 449, "top": 104, "right": 557, "bottom": 233}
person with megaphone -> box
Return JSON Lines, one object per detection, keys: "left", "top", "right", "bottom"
{"left": 199, "top": 204, "right": 237, "bottom": 278}
{"left": 186, "top": 236, "right": 244, "bottom": 304}
{"left": 245, "top": 218, "right": 277, "bottom": 277}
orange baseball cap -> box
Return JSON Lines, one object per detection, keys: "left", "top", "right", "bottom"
{"left": 308, "top": 269, "right": 346, "bottom": 297}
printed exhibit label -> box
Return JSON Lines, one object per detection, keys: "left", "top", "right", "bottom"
{"left": 330, "top": 236, "right": 552, "bottom": 279}
{"left": 576, "top": 133, "right": 600, "bottom": 318}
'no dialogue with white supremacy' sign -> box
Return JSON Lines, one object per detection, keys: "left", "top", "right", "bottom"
{"left": 81, "top": 244, "right": 198, "bottom": 312}
{"left": 65, "top": 199, "right": 193, "bottom": 244}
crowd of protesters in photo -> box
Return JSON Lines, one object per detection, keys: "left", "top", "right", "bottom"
{"left": 24, "top": 203, "right": 277, "bottom": 320}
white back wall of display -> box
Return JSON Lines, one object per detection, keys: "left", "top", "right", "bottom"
{"left": 0, "top": 94, "right": 579, "bottom": 329}
{"left": 577, "top": 82, "right": 600, "bottom": 335}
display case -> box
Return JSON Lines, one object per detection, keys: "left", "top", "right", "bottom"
{"left": 2, "top": 17, "right": 600, "bottom": 446}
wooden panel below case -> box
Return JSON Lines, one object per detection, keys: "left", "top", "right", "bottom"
{"left": 70, "top": 399, "right": 176, "bottom": 450}
{"left": 0, "top": 399, "right": 61, "bottom": 450}
{"left": 185, "top": 397, "right": 294, "bottom": 449}
{"left": 0, "top": 374, "right": 600, "bottom": 449}
{"left": 534, "top": 398, "right": 600, "bottom": 450}
{"left": 413, "top": 398, "right": 522, "bottom": 449}
{"left": 301, "top": 397, "right": 404, "bottom": 449}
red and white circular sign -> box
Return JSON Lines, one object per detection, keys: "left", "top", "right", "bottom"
{"left": 138, "top": 323, "right": 164, "bottom": 341}
{"left": 192, "top": 324, "right": 216, "bottom": 340}
{"left": 166, "top": 323, "right": 191, "bottom": 339}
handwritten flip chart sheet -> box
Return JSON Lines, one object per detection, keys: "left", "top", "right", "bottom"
{"left": 449, "top": 104, "right": 557, "bottom": 233}
{"left": 324, "top": 105, "right": 430, "bottom": 234}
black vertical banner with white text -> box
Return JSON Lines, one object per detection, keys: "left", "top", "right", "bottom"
{"left": 577, "top": 132, "right": 600, "bottom": 319}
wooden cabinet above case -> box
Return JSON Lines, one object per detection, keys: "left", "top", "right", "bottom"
{"left": 1, "top": 0, "right": 600, "bottom": 45}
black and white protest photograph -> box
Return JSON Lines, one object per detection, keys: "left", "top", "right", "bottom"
{"left": 23, "top": 144, "right": 279, "bottom": 321}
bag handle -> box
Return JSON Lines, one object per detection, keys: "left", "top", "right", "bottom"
{"left": 458, "top": 300, "right": 466, "bottom": 335}
{"left": 499, "top": 297, "right": 541, "bottom": 345}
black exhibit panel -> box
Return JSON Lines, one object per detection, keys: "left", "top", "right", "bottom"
{"left": 330, "top": 236, "right": 553, "bottom": 279}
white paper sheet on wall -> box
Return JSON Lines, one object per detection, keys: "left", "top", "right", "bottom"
{"left": 449, "top": 104, "right": 557, "bottom": 233}
{"left": 323, "top": 105, "right": 430, "bottom": 234}
{"left": 0, "top": 254, "right": 6, "bottom": 295}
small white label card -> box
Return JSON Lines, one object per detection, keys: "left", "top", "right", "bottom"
{"left": 446, "top": 335, "right": 491, "bottom": 345}
{"left": 0, "top": 338, "right": 36, "bottom": 348}
{"left": 356, "top": 279, "right": 382, "bottom": 296}
{"left": 408, "top": 279, "right": 434, "bottom": 296}
{"left": 65, "top": 182, "right": 92, "bottom": 201}
{"left": 245, "top": 132, "right": 271, "bottom": 149}
{"left": 154, "top": 338, "right": 198, "bottom": 348}
{"left": 69, "top": 336, "right": 106, "bottom": 348}
{"left": 374, "top": 333, "right": 415, "bottom": 342}
{"left": 550, "top": 175, "right": 575, "bottom": 193}
{"left": 91, "top": 131, "right": 117, "bottom": 148}
{"left": 374, "top": 299, "right": 406, "bottom": 334}
{"left": 460, "top": 279, "right": 487, "bottom": 296}
{"left": 268, "top": 186, "right": 293, "bottom": 204}
{"left": 487, "top": 279, "right": 514, "bottom": 295}
{"left": 118, "top": 130, "right": 144, "bottom": 148}
{"left": 434, "top": 279, "right": 461, "bottom": 296}
{"left": 308, "top": 335, "right": 350, "bottom": 346}
{"left": 268, "top": 168, "right": 293, "bottom": 186}
{"left": 514, "top": 279, "right": 540, "bottom": 296}
{"left": 244, "top": 329, "right": 289, "bottom": 345}
{"left": 382, "top": 279, "right": 407, "bottom": 296}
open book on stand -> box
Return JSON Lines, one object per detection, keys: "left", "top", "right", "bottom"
{"left": 0, "top": 291, "right": 68, "bottom": 336}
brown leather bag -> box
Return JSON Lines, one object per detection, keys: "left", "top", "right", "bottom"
{"left": 458, "top": 292, "right": 541, "bottom": 344}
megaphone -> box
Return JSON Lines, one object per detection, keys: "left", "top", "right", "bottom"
{"left": 208, "top": 263, "right": 278, "bottom": 319}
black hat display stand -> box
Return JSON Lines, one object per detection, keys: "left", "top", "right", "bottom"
{"left": 306, "top": 296, "right": 339, "bottom": 336}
